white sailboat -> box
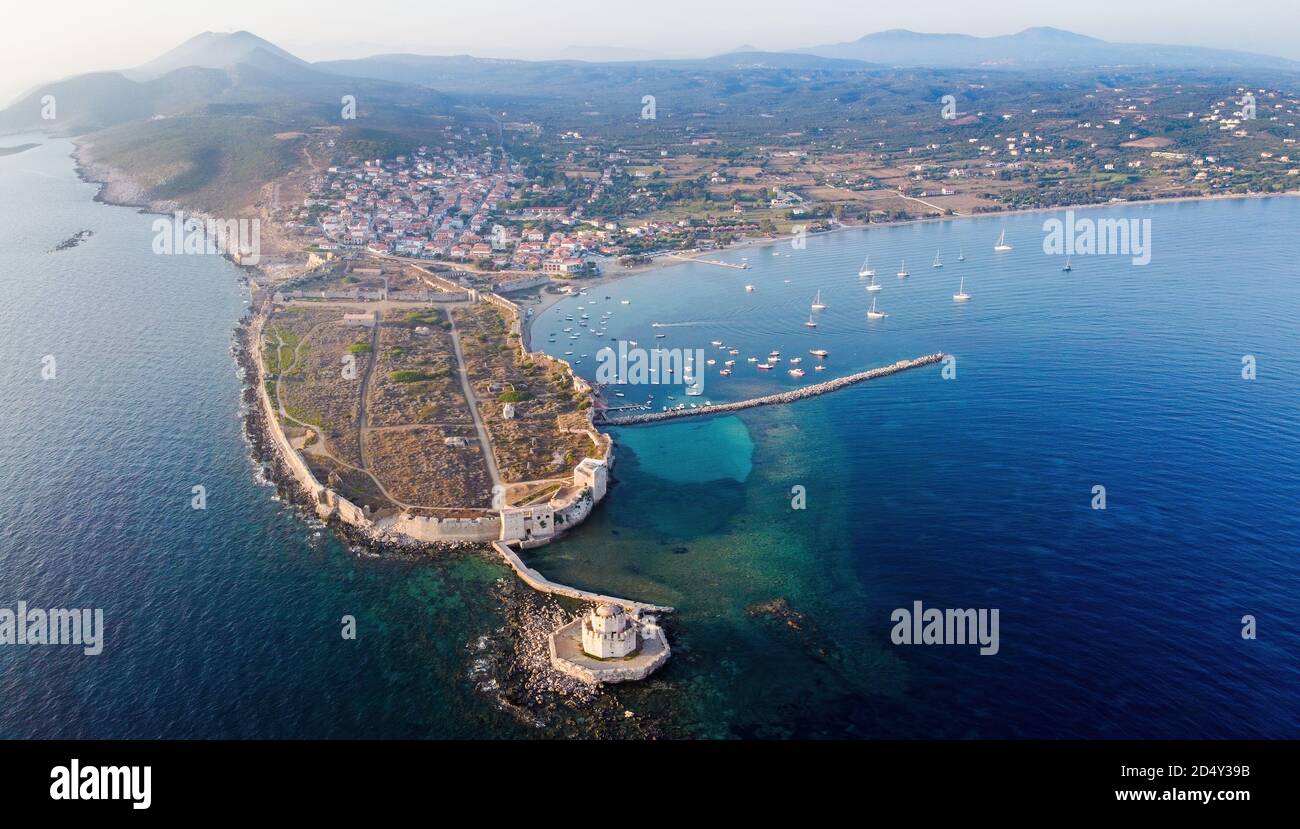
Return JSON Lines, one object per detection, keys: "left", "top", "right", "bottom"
{"left": 804, "top": 311, "right": 817, "bottom": 328}
{"left": 1062, "top": 257, "right": 1072, "bottom": 272}
{"left": 684, "top": 357, "right": 703, "bottom": 395}
{"left": 897, "top": 260, "right": 909, "bottom": 278}
{"left": 933, "top": 249, "right": 944, "bottom": 269}
{"left": 994, "top": 229, "right": 1012, "bottom": 252}
{"left": 957, "top": 246, "right": 965, "bottom": 262}
{"left": 866, "top": 272, "right": 882, "bottom": 293}
{"left": 953, "top": 276, "right": 971, "bottom": 302}
{"left": 858, "top": 255, "right": 875, "bottom": 278}
{"left": 867, "top": 296, "right": 887, "bottom": 320}
{"left": 811, "top": 290, "right": 827, "bottom": 311}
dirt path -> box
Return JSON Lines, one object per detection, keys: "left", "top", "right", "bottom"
{"left": 444, "top": 306, "right": 503, "bottom": 491}
{"left": 355, "top": 318, "right": 381, "bottom": 473}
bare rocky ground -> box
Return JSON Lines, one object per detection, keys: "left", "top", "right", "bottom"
{"left": 367, "top": 320, "right": 468, "bottom": 427}
{"left": 454, "top": 303, "right": 597, "bottom": 481}
{"left": 366, "top": 427, "right": 493, "bottom": 508}
{"left": 276, "top": 316, "right": 370, "bottom": 467}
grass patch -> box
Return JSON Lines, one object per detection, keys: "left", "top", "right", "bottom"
{"left": 284, "top": 405, "right": 331, "bottom": 431}
{"left": 391, "top": 370, "right": 436, "bottom": 383}
{"left": 402, "top": 309, "right": 447, "bottom": 327}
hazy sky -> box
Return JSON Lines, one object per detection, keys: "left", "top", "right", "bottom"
{"left": 4, "top": 0, "right": 1298, "bottom": 103}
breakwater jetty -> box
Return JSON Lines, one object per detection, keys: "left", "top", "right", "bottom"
{"left": 492, "top": 541, "right": 673, "bottom": 614}
{"left": 598, "top": 352, "right": 946, "bottom": 425}
{"left": 669, "top": 253, "right": 750, "bottom": 269}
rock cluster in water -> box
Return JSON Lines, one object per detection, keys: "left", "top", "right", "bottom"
{"left": 51, "top": 229, "right": 93, "bottom": 252}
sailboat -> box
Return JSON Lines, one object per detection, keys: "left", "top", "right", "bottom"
{"left": 684, "top": 358, "right": 703, "bottom": 395}
{"left": 933, "top": 249, "right": 944, "bottom": 269}
{"left": 866, "top": 272, "right": 882, "bottom": 293}
{"left": 957, "top": 247, "right": 965, "bottom": 262}
{"left": 858, "top": 255, "right": 875, "bottom": 278}
{"left": 953, "top": 276, "right": 971, "bottom": 302}
{"left": 994, "top": 229, "right": 1012, "bottom": 252}
{"left": 867, "top": 296, "right": 887, "bottom": 320}
{"left": 804, "top": 311, "right": 817, "bottom": 328}
{"left": 897, "top": 260, "right": 909, "bottom": 278}
{"left": 1062, "top": 257, "right": 1072, "bottom": 272}
{"left": 811, "top": 290, "right": 827, "bottom": 311}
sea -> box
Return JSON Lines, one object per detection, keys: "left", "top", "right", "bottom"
{"left": 1, "top": 134, "right": 1297, "bottom": 738}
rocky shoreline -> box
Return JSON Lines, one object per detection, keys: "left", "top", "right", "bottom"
{"left": 72, "top": 141, "right": 162, "bottom": 212}
{"left": 482, "top": 577, "right": 679, "bottom": 737}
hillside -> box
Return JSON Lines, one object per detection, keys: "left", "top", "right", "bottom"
{"left": 0, "top": 33, "right": 489, "bottom": 215}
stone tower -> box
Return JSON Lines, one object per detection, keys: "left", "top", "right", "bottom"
{"left": 581, "top": 603, "right": 637, "bottom": 659}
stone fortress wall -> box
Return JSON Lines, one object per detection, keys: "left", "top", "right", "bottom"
{"left": 252, "top": 282, "right": 612, "bottom": 549}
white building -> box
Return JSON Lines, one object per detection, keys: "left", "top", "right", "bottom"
{"left": 581, "top": 604, "right": 637, "bottom": 659}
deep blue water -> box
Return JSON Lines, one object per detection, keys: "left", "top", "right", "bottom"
{"left": 0, "top": 137, "right": 537, "bottom": 739}
{"left": 529, "top": 197, "right": 1300, "bottom": 738}
{"left": 2, "top": 135, "right": 1296, "bottom": 738}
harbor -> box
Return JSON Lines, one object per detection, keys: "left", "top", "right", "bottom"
{"left": 598, "top": 353, "right": 946, "bottom": 424}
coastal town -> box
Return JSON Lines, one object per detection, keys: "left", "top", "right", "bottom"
{"left": 277, "top": 143, "right": 781, "bottom": 275}
{"left": 253, "top": 77, "right": 1300, "bottom": 296}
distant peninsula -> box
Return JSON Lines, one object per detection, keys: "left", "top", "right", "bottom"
{"left": 0, "top": 143, "right": 39, "bottom": 157}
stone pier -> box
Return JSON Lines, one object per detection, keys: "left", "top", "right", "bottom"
{"left": 598, "top": 352, "right": 946, "bottom": 426}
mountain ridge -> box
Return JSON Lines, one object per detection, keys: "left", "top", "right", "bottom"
{"left": 796, "top": 26, "right": 1300, "bottom": 70}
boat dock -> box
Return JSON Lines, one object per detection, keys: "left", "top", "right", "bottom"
{"left": 669, "top": 253, "right": 751, "bottom": 269}
{"left": 597, "top": 352, "right": 945, "bottom": 425}
{"left": 599, "top": 401, "right": 653, "bottom": 414}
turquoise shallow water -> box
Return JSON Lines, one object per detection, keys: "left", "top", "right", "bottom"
{"left": 2, "top": 135, "right": 1297, "bottom": 738}
{"left": 614, "top": 417, "right": 754, "bottom": 484}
